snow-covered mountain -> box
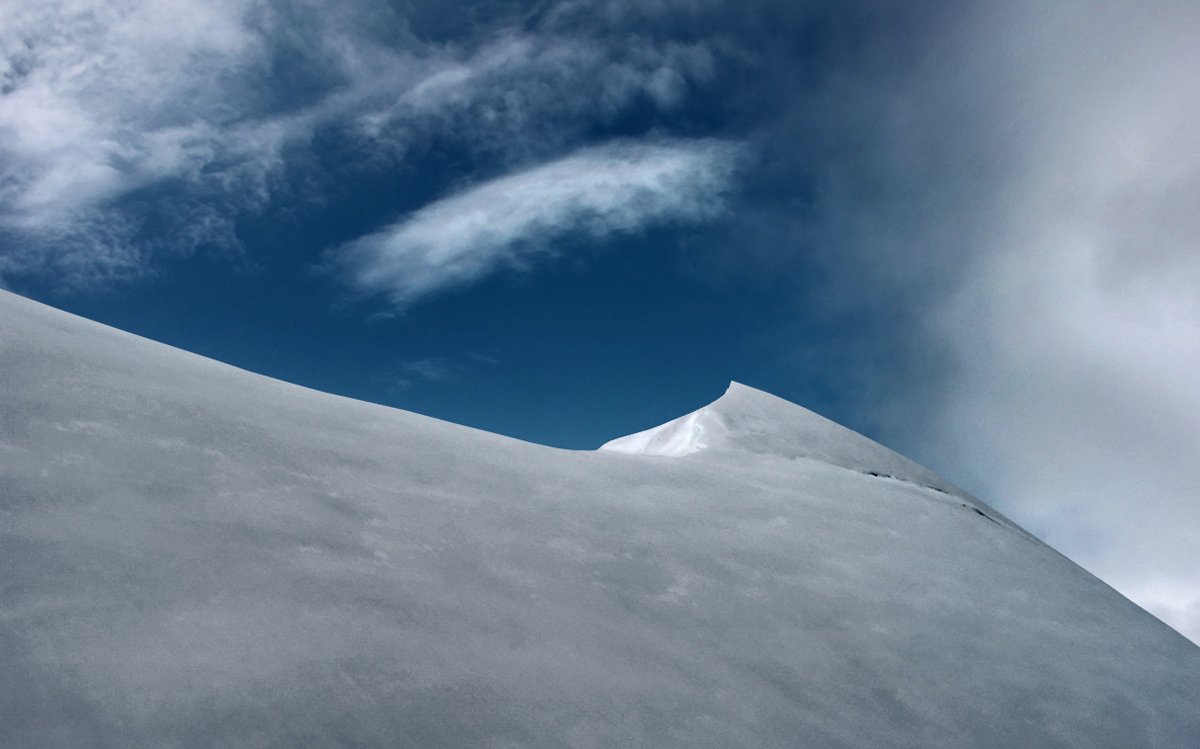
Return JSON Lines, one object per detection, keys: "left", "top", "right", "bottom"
{"left": 2, "top": 288, "right": 1197, "bottom": 748}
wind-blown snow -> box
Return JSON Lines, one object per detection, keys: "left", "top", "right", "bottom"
{"left": 600, "top": 408, "right": 711, "bottom": 456}
{"left": 602, "top": 382, "right": 962, "bottom": 493}
{"left": 1, "top": 289, "right": 1197, "bottom": 748}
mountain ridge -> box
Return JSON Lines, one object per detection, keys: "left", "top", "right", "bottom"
{"left": 602, "top": 379, "right": 962, "bottom": 496}
{"left": 2, "top": 288, "right": 1198, "bottom": 748}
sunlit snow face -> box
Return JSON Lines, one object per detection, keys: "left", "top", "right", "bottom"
{"left": 2, "top": 0, "right": 1198, "bottom": 646}
{"left": 4, "top": 290, "right": 1198, "bottom": 747}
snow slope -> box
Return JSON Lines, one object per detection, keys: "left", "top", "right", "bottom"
{"left": 601, "top": 381, "right": 961, "bottom": 493}
{"left": 1, "top": 289, "right": 1198, "bottom": 748}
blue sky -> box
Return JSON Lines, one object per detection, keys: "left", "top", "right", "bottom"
{"left": 3, "top": 1, "right": 1199, "bottom": 642}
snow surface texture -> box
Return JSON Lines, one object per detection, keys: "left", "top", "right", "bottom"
{"left": 1, "top": 289, "right": 1198, "bottom": 748}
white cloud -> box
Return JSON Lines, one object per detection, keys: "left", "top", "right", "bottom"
{"left": 353, "top": 30, "right": 717, "bottom": 160}
{"left": 914, "top": 1, "right": 1200, "bottom": 644}
{"left": 0, "top": 0, "right": 260, "bottom": 218}
{"left": 0, "top": 0, "right": 298, "bottom": 280}
{"left": 333, "top": 139, "right": 740, "bottom": 306}
{"left": 732, "top": 0, "right": 1200, "bottom": 646}
{"left": 0, "top": 0, "right": 719, "bottom": 285}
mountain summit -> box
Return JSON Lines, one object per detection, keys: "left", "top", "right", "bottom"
{"left": 602, "top": 381, "right": 958, "bottom": 491}
{"left": 2, "top": 289, "right": 1198, "bottom": 748}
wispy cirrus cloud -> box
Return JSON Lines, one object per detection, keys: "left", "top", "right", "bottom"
{"left": 0, "top": 0, "right": 725, "bottom": 287}
{"left": 356, "top": 30, "right": 714, "bottom": 147}
{"left": 332, "top": 139, "right": 741, "bottom": 307}
{"left": 0, "top": 0, "right": 274, "bottom": 278}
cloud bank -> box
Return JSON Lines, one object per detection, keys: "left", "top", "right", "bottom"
{"left": 334, "top": 140, "right": 739, "bottom": 306}
{"left": 927, "top": 0, "right": 1200, "bottom": 642}
{"left": 759, "top": 0, "right": 1200, "bottom": 643}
